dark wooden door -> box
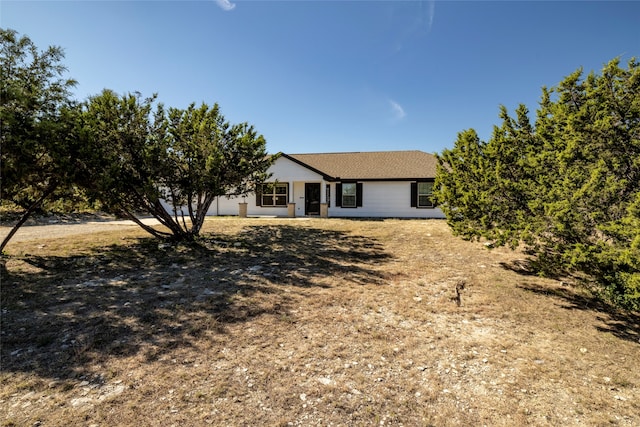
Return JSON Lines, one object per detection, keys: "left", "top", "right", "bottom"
{"left": 305, "top": 183, "right": 321, "bottom": 215}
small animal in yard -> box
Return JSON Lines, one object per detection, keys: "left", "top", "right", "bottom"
{"left": 453, "top": 281, "right": 466, "bottom": 307}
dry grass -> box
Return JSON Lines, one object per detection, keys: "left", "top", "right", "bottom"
{"left": 1, "top": 217, "right": 639, "bottom": 426}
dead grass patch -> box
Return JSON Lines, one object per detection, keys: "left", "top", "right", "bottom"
{"left": 1, "top": 217, "right": 639, "bottom": 426}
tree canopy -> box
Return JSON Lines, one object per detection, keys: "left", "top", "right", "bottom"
{"left": 0, "top": 28, "right": 80, "bottom": 251}
{"left": 1, "top": 29, "right": 273, "bottom": 249}
{"left": 435, "top": 58, "right": 640, "bottom": 310}
{"left": 78, "top": 90, "right": 273, "bottom": 240}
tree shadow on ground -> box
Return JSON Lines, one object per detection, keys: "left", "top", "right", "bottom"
{"left": 1, "top": 225, "right": 392, "bottom": 381}
{"left": 499, "top": 258, "right": 567, "bottom": 280}
{"left": 516, "top": 282, "right": 640, "bottom": 346}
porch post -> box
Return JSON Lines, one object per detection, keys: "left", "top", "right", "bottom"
{"left": 320, "top": 180, "right": 328, "bottom": 218}
{"left": 287, "top": 181, "right": 296, "bottom": 217}
{"left": 320, "top": 180, "right": 326, "bottom": 204}
{"left": 289, "top": 181, "right": 295, "bottom": 203}
{"left": 238, "top": 202, "right": 248, "bottom": 218}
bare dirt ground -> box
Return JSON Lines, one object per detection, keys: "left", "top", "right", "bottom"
{"left": 1, "top": 217, "right": 639, "bottom": 426}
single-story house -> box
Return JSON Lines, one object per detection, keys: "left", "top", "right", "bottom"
{"left": 209, "top": 150, "right": 445, "bottom": 219}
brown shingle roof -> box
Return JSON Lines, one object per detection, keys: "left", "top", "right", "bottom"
{"left": 284, "top": 150, "right": 437, "bottom": 181}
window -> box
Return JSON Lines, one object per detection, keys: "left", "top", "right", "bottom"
{"left": 342, "top": 183, "right": 357, "bottom": 208}
{"left": 417, "top": 182, "right": 434, "bottom": 208}
{"left": 336, "top": 182, "right": 362, "bottom": 208}
{"left": 259, "top": 183, "right": 288, "bottom": 207}
{"left": 411, "top": 181, "right": 435, "bottom": 208}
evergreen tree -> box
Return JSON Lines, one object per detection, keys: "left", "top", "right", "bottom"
{"left": 79, "top": 90, "right": 273, "bottom": 240}
{"left": 0, "top": 28, "right": 79, "bottom": 251}
{"left": 435, "top": 58, "right": 640, "bottom": 310}
{"left": 163, "top": 103, "right": 273, "bottom": 236}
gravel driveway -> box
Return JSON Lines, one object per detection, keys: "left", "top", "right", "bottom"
{"left": 0, "top": 218, "right": 161, "bottom": 243}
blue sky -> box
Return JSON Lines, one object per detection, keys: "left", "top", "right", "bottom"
{"left": 2, "top": 1, "right": 638, "bottom": 154}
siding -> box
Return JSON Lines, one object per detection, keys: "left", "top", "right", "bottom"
{"left": 328, "top": 181, "right": 445, "bottom": 218}
{"left": 269, "top": 156, "right": 324, "bottom": 182}
{"left": 163, "top": 156, "right": 445, "bottom": 219}
{"left": 206, "top": 157, "right": 324, "bottom": 217}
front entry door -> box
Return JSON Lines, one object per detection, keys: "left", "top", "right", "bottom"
{"left": 305, "top": 183, "right": 321, "bottom": 215}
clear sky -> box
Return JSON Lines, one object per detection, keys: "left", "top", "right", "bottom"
{"left": 2, "top": 1, "right": 638, "bottom": 154}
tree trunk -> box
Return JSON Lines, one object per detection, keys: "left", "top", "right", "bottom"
{"left": 119, "top": 209, "right": 173, "bottom": 240}
{"left": 0, "top": 183, "right": 58, "bottom": 253}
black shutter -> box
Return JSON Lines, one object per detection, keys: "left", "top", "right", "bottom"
{"left": 256, "top": 184, "right": 262, "bottom": 206}
{"left": 336, "top": 183, "right": 342, "bottom": 207}
{"left": 410, "top": 182, "right": 417, "bottom": 207}
{"left": 326, "top": 184, "right": 330, "bottom": 207}
{"left": 356, "top": 183, "right": 363, "bottom": 207}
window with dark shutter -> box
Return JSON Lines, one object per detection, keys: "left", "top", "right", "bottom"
{"left": 338, "top": 182, "right": 362, "bottom": 208}
{"left": 342, "top": 183, "right": 357, "bottom": 207}
{"left": 417, "top": 182, "right": 434, "bottom": 208}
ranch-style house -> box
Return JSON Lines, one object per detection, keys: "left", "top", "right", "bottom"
{"left": 208, "top": 150, "right": 445, "bottom": 219}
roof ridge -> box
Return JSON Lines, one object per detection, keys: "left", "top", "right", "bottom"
{"left": 287, "top": 150, "right": 426, "bottom": 155}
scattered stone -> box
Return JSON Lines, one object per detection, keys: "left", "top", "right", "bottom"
{"left": 299, "top": 393, "right": 307, "bottom": 401}
{"left": 579, "top": 348, "right": 588, "bottom": 354}
{"left": 317, "top": 377, "right": 333, "bottom": 386}
{"left": 203, "top": 289, "right": 224, "bottom": 296}
{"left": 70, "top": 397, "right": 93, "bottom": 408}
